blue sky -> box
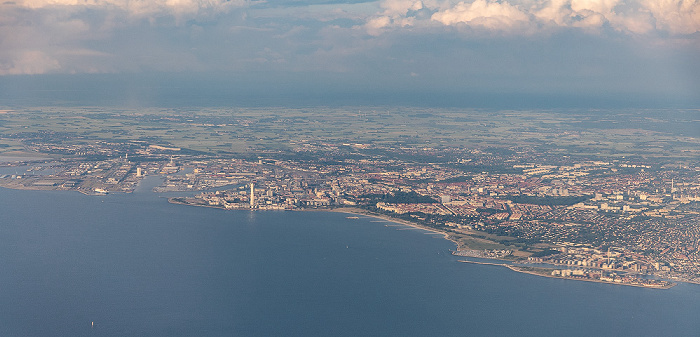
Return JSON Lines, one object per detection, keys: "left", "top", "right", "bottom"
{"left": 1, "top": 0, "right": 698, "bottom": 107}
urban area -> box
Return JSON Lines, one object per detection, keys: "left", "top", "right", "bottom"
{"left": 0, "top": 106, "right": 698, "bottom": 289}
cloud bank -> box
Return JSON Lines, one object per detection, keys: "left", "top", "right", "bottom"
{"left": 0, "top": 0, "right": 698, "bottom": 106}
{"left": 14, "top": 0, "right": 247, "bottom": 18}
{"left": 0, "top": 0, "right": 251, "bottom": 75}
{"left": 367, "top": 0, "right": 700, "bottom": 35}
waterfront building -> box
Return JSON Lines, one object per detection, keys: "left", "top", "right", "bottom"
{"left": 250, "top": 182, "right": 255, "bottom": 208}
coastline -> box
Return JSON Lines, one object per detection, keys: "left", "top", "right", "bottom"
{"left": 124, "top": 197, "right": 689, "bottom": 289}
{"left": 458, "top": 260, "right": 676, "bottom": 289}
{"left": 330, "top": 205, "right": 678, "bottom": 290}
{"left": 166, "top": 198, "right": 463, "bottom": 247}
{"left": 324, "top": 207, "right": 456, "bottom": 243}
{"left": 164, "top": 198, "right": 686, "bottom": 289}
{"left": 166, "top": 197, "right": 454, "bottom": 240}
{"left": 167, "top": 196, "right": 231, "bottom": 210}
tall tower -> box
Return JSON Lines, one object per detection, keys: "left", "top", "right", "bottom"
{"left": 250, "top": 182, "right": 255, "bottom": 208}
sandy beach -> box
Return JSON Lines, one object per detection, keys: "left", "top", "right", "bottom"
{"left": 326, "top": 207, "right": 457, "bottom": 244}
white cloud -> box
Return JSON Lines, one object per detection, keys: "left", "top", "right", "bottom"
{"left": 532, "top": 0, "right": 571, "bottom": 26}
{"left": 368, "top": 0, "right": 700, "bottom": 35}
{"left": 0, "top": 0, "right": 698, "bottom": 79}
{"left": 0, "top": 0, "right": 253, "bottom": 75}
{"left": 431, "top": 0, "right": 531, "bottom": 31}
{"left": 381, "top": 0, "right": 425, "bottom": 15}
{"left": 366, "top": 16, "right": 393, "bottom": 35}
{"left": 643, "top": 0, "right": 700, "bottom": 34}
{"left": 570, "top": 0, "right": 619, "bottom": 14}
{"left": 610, "top": 9, "right": 655, "bottom": 33}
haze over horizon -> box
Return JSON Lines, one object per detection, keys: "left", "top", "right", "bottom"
{"left": 1, "top": 0, "right": 699, "bottom": 108}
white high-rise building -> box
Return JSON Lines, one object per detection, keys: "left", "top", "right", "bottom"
{"left": 250, "top": 183, "right": 255, "bottom": 208}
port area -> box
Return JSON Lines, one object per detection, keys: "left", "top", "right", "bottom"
{"left": 457, "top": 258, "right": 676, "bottom": 289}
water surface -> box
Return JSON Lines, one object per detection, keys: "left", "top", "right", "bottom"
{"left": 0, "top": 185, "right": 698, "bottom": 337}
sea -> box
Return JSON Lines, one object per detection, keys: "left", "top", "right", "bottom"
{"left": 1, "top": 175, "right": 699, "bottom": 337}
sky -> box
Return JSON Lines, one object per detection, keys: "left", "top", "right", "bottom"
{"left": 1, "top": 0, "right": 699, "bottom": 107}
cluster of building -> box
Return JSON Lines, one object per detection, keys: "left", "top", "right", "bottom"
{"left": 452, "top": 249, "right": 513, "bottom": 259}
{"left": 0, "top": 157, "right": 143, "bottom": 194}
{"left": 547, "top": 268, "right": 672, "bottom": 288}
{"left": 1, "top": 139, "right": 699, "bottom": 285}
{"left": 163, "top": 152, "right": 699, "bottom": 284}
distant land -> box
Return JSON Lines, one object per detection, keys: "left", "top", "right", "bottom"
{"left": 0, "top": 106, "right": 698, "bottom": 288}
{"left": 2, "top": 74, "right": 699, "bottom": 110}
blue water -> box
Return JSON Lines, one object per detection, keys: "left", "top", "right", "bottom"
{"left": 0, "top": 183, "right": 699, "bottom": 337}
